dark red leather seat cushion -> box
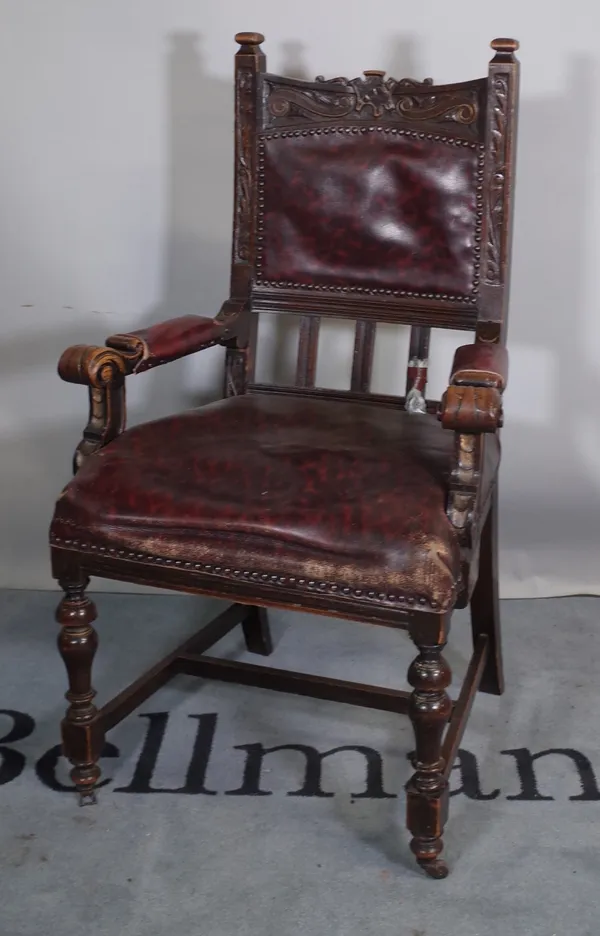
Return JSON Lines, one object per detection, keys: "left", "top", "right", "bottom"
{"left": 51, "top": 394, "right": 499, "bottom": 611}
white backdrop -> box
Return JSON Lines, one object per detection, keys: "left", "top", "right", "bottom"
{"left": 1, "top": 0, "right": 599, "bottom": 595}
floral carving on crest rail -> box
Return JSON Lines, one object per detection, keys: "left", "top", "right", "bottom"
{"left": 265, "top": 73, "right": 479, "bottom": 126}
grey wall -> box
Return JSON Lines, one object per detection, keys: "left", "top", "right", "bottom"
{"left": 1, "top": 0, "right": 598, "bottom": 594}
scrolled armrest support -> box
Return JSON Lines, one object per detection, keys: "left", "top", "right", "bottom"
{"left": 57, "top": 345, "right": 130, "bottom": 473}
{"left": 58, "top": 343, "right": 133, "bottom": 388}
{"left": 439, "top": 385, "right": 504, "bottom": 433}
{"left": 440, "top": 343, "right": 508, "bottom": 551}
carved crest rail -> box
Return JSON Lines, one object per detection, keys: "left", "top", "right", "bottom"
{"left": 263, "top": 72, "right": 485, "bottom": 138}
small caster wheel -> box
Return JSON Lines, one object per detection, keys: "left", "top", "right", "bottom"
{"left": 77, "top": 789, "right": 98, "bottom": 807}
{"left": 418, "top": 858, "right": 449, "bottom": 879}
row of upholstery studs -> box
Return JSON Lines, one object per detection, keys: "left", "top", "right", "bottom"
{"left": 254, "top": 142, "right": 486, "bottom": 303}
{"left": 260, "top": 127, "right": 483, "bottom": 149}
{"left": 472, "top": 152, "right": 485, "bottom": 284}
{"left": 253, "top": 280, "right": 477, "bottom": 302}
{"left": 50, "top": 535, "right": 437, "bottom": 608}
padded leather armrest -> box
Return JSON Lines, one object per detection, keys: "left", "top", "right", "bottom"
{"left": 106, "top": 314, "right": 228, "bottom": 374}
{"left": 450, "top": 343, "right": 508, "bottom": 390}
{"left": 57, "top": 301, "right": 247, "bottom": 470}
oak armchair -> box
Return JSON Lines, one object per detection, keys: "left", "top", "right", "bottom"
{"left": 50, "top": 33, "right": 519, "bottom": 878}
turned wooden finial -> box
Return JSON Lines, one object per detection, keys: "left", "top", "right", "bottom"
{"left": 490, "top": 38, "right": 519, "bottom": 62}
{"left": 491, "top": 37, "right": 519, "bottom": 52}
{"left": 235, "top": 32, "right": 265, "bottom": 47}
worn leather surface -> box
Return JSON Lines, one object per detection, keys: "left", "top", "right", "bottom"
{"left": 106, "top": 315, "right": 227, "bottom": 374}
{"left": 51, "top": 395, "right": 500, "bottom": 610}
{"left": 451, "top": 343, "right": 509, "bottom": 389}
{"left": 259, "top": 131, "right": 479, "bottom": 298}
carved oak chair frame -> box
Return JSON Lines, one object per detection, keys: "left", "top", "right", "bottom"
{"left": 50, "top": 34, "right": 519, "bottom": 878}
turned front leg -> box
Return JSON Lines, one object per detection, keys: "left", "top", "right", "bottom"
{"left": 406, "top": 618, "right": 452, "bottom": 878}
{"left": 56, "top": 577, "right": 104, "bottom": 804}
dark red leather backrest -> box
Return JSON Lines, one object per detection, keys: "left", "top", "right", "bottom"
{"left": 257, "top": 110, "right": 483, "bottom": 306}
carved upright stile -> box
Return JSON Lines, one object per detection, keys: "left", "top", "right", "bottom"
{"left": 478, "top": 39, "right": 520, "bottom": 341}
{"left": 441, "top": 39, "right": 518, "bottom": 548}
{"left": 225, "top": 33, "right": 265, "bottom": 396}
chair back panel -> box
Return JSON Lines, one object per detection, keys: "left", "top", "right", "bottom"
{"left": 226, "top": 35, "right": 519, "bottom": 404}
